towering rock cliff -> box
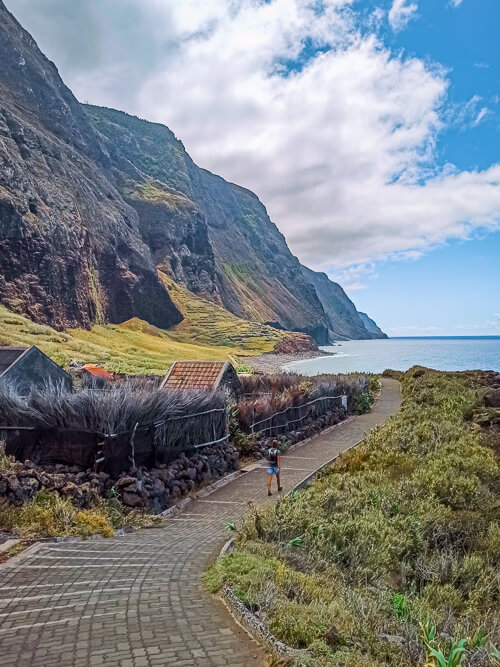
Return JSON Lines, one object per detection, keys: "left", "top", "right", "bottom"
{"left": 84, "top": 106, "right": 330, "bottom": 343}
{"left": 0, "top": 1, "right": 385, "bottom": 344}
{"left": 0, "top": 0, "right": 182, "bottom": 330}
{"left": 301, "top": 266, "right": 387, "bottom": 340}
{"left": 357, "top": 312, "right": 387, "bottom": 339}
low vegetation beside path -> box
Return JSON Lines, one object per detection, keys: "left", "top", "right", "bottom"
{"left": 206, "top": 368, "right": 500, "bottom": 666}
{"left": 0, "top": 449, "right": 159, "bottom": 540}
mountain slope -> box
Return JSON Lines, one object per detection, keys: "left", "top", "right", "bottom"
{"left": 301, "top": 266, "right": 386, "bottom": 340}
{"left": 0, "top": 0, "right": 183, "bottom": 331}
{"left": 0, "top": 1, "right": 383, "bottom": 346}
{"left": 85, "top": 106, "right": 330, "bottom": 343}
{"left": 358, "top": 312, "right": 387, "bottom": 339}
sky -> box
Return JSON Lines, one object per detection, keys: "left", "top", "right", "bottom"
{"left": 5, "top": 0, "right": 500, "bottom": 336}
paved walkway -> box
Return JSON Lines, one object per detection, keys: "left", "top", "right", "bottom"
{"left": 0, "top": 379, "right": 401, "bottom": 667}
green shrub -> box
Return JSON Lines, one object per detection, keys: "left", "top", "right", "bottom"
{"left": 210, "top": 368, "right": 500, "bottom": 665}
{"left": 0, "top": 441, "right": 15, "bottom": 472}
{"left": 0, "top": 489, "right": 158, "bottom": 539}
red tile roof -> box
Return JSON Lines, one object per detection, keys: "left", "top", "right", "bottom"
{"left": 161, "top": 361, "right": 227, "bottom": 391}
{"left": 82, "top": 364, "right": 114, "bottom": 379}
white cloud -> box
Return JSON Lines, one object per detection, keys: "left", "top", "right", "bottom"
{"left": 454, "top": 315, "right": 500, "bottom": 332}
{"left": 449, "top": 95, "right": 491, "bottom": 129}
{"left": 328, "top": 263, "right": 378, "bottom": 291}
{"left": 448, "top": 0, "right": 464, "bottom": 7}
{"left": 388, "top": 0, "right": 418, "bottom": 31}
{"left": 6, "top": 0, "right": 500, "bottom": 276}
{"left": 473, "top": 107, "right": 489, "bottom": 126}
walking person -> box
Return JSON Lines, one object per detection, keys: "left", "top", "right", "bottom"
{"left": 266, "top": 439, "right": 283, "bottom": 496}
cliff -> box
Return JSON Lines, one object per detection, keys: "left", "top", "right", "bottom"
{"left": 357, "top": 312, "right": 388, "bottom": 339}
{"left": 301, "top": 266, "right": 387, "bottom": 341}
{"left": 0, "top": 0, "right": 182, "bottom": 330}
{"left": 0, "top": 1, "right": 383, "bottom": 346}
{"left": 84, "top": 106, "right": 330, "bottom": 343}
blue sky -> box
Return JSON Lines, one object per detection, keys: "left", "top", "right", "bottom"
{"left": 6, "top": 0, "right": 500, "bottom": 336}
{"left": 348, "top": 0, "right": 500, "bottom": 335}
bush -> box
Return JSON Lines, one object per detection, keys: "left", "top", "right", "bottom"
{"left": 237, "top": 372, "right": 370, "bottom": 436}
{"left": 0, "top": 379, "right": 229, "bottom": 452}
{"left": 210, "top": 368, "right": 500, "bottom": 665}
{"left": 0, "top": 489, "right": 158, "bottom": 538}
{"left": 0, "top": 441, "right": 15, "bottom": 472}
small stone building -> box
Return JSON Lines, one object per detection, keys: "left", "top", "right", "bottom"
{"left": 0, "top": 345, "right": 72, "bottom": 395}
{"left": 161, "top": 361, "right": 243, "bottom": 399}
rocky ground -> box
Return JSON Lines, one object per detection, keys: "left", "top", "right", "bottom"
{"left": 242, "top": 348, "right": 334, "bottom": 374}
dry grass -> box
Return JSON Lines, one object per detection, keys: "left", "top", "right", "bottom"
{"left": 237, "top": 372, "right": 371, "bottom": 435}
{"left": 0, "top": 380, "right": 228, "bottom": 448}
{"left": 0, "top": 489, "right": 159, "bottom": 539}
{"left": 0, "top": 304, "right": 276, "bottom": 375}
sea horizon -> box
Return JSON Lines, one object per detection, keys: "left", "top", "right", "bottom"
{"left": 287, "top": 336, "right": 500, "bottom": 375}
{"left": 387, "top": 335, "right": 500, "bottom": 340}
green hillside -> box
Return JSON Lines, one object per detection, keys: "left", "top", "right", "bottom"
{"left": 0, "top": 277, "right": 306, "bottom": 375}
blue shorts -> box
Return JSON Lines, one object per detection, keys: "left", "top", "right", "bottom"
{"left": 267, "top": 466, "right": 279, "bottom": 475}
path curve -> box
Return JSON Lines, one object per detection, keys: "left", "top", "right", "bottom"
{"left": 0, "top": 379, "right": 401, "bottom": 667}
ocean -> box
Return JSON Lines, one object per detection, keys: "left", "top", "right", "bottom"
{"left": 284, "top": 337, "right": 500, "bottom": 375}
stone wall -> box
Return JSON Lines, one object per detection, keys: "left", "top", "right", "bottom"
{"left": 0, "top": 404, "right": 348, "bottom": 515}
{"left": 248, "top": 404, "right": 347, "bottom": 459}
{"left": 0, "top": 441, "right": 238, "bottom": 514}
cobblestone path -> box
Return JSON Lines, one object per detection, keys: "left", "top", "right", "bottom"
{"left": 0, "top": 379, "right": 401, "bottom": 667}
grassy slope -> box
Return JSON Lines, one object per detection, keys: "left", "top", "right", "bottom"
{"left": 206, "top": 369, "right": 500, "bottom": 666}
{"left": 0, "top": 278, "right": 294, "bottom": 375}
{"left": 159, "top": 272, "right": 291, "bottom": 351}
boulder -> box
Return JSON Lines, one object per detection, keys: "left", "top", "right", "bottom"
{"left": 51, "top": 474, "right": 67, "bottom": 490}
{"left": 7, "top": 475, "right": 19, "bottom": 492}
{"left": 122, "top": 491, "right": 143, "bottom": 508}
{"left": 15, "top": 477, "right": 39, "bottom": 502}
{"left": 116, "top": 475, "right": 136, "bottom": 488}
{"left": 62, "top": 482, "right": 83, "bottom": 502}
{"left": 485, "top": 389, "right": 500, "bottom": 408}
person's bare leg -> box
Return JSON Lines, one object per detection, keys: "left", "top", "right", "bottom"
{"left": 276, "top": 473, "right": 282, "bottom": 492}
{"left": 267, "top": 473, "right": 273, "bottom": 495}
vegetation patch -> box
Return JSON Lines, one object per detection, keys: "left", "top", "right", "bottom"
{"left": 0, "top": 488, "right": 158, "bottom": 539}
{"left": 0, "top": 306, "right": 265, "bottom": 375}
{"left": 126, "top": 180, "right": 194, "bottom": 210}
{"left": 237, "top": 372, "right": 372, "bottom": 436}
{"left": 0, "top": 276, "right": 311, "bottom": 374}
{"left": 207, "top": 369, "right": 500, "bottom": 666}
{"left": 159, "top": 272, "right": 297, "bottom": 354}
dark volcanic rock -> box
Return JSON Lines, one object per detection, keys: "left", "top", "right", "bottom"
{"left": 485, "top": 389, "right": 500, "bottom": 408}
{"left": 357, "top": 311, "right": 387, "bottom": 339}
{"left": 0, "top": 1, "right": 182, "bottom": 330}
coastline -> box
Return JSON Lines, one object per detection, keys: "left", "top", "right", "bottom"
{"left": 242, "top": 348, "right": 334, "bottom": 374}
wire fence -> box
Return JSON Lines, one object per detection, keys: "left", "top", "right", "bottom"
{"left": 249, "top": 394, "right": 347, "bottom": 436}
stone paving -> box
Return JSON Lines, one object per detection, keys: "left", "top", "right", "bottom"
{"left": 0, "top": 379, "right": 401, "bottom": 667}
